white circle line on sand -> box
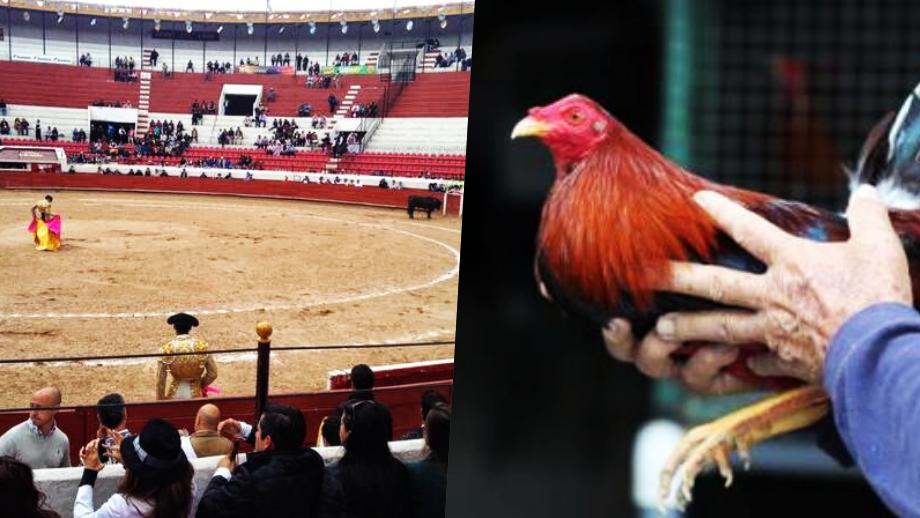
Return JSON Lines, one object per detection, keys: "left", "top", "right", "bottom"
{"left": 0, "top": 197, "right": 461, "bottom": 320}
{"left": 0, "top": 330, "right": 454, "bottom": 368}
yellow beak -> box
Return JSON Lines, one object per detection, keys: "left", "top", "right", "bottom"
{"left": 510, "top": 116, "right": 552, "bottom": 139}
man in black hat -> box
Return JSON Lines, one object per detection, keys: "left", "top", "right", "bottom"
{"left": 155, "top": 312, "right": 218, "bottom": 400}
{"left": 197, "top": 404, "right": 325, "bottom": 517}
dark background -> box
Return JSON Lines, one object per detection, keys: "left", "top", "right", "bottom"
{"left": 447, "top": 0, "right": 909, "bottom": 516}
{"left": 447, "top": 1, "right": 659, "bottom": 515}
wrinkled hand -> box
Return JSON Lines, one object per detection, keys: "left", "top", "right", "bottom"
{"left": 80, "top": 439, "right": 104, "bottom": 471}
{"left": 656, "top": 186, "right": 912, "bottom": 384}
{"left": 603, "top": 318, "right": 763, "bottom": 395}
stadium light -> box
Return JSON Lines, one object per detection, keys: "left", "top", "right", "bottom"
{"left": 23, "top": 11, "right": 29, "bottom": 22}
{"left": 372, "top": 22, "right": 380, "bottom": 33}
{"left": 440, "top": 18, "right": 447, "bottom": 29}
{"left": 340, "top": 21, "right": 347, "bottom": 34}
{"left": 56, "top": 11, "right": 64, "bottom": 24}
{"left": 90, "top": 17, "right": 97, "bottom": 26}
{"left": 247, "top": 22, "right": 254, "bottom": 35}
{"left": 153, "top": 18, "right": 160, "bottom": 31}
{"left": 308, "top": 21, "right": 316, "bottom": 35}
{"left": 278, "top": 26, "right": 285, "bottom": 34}
{"left": 123, "top": 17, "right": 129, "bottom": 30}
{"left": 406, "top": 19, "right": 413, "bottom": 31}
{"left": 216, "top": 25, "right": 223, "bottom": 34}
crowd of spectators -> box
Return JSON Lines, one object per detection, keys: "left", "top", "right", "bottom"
{"left": 305, "top": 67, "right": 344, "bottom": 90}
{"left": 333, "top": 52, "right": 360, "bottom": 67}
{"left": 91, "top": 99, "right": 134, "bottom": 108}
{"left": 4, "top": 117, "right": 31, "bottom": 136}
{"left": 295, "top": 53, "right": 312, "bottom": 72}
{"left": 217, "top": 127, "right": 245, "bottom": 147}
{"left": 434, "top": 47, "right": 468, "bottom": 70}
{"left": 252, "top": 104, "right": 270, "bottom": 127}
{"left": 0, "top": 364, "right": 450, "bottom": 517}
{"left": 205, "top": 61, "right": 234, "bottom": 76}
{"left": 113, "top": 56, "right": 137, "bottom": 82}
{"left": 269, "top": 53, "right": 291, "bottom": 67}
{"left": 255, "top": 118, "right": 307, "bottom": 154}
{"left": 311, "top": 115, "right": 328, "bottom": 129}
{"left": 192, "top": 100, "right": 218, "bottom": 125}
{"left": 348, "top": 102, "right": 378, "bottom": 118}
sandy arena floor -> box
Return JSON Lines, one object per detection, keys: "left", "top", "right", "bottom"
{"left": 0, "top": 191, "right": 460, "bottom": 408}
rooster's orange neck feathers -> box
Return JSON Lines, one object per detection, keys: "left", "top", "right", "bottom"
{"left": 538, "top": 127, "right": 767, "bottom": 311}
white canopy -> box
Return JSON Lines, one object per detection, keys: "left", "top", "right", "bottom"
{"left": 71, "top": 0, "right": 452, "bottom": 13}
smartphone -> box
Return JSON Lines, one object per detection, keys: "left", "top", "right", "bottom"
{"left": 97, "top": 435, "right": 113, "bottom": 464}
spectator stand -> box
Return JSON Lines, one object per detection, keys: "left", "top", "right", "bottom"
{"left": 0, "top": 321, "right": 454, "bottom": 465}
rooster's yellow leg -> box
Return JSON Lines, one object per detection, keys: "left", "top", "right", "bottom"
{"left": 657, "top": 385, "right": 830, "bottom": 510}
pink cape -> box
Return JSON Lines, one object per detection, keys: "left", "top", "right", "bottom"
{"left": 27, "top": 215, "right": 62, "bottom": 237}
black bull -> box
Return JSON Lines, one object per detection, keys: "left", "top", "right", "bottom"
{"left": 407, "top": 195, "right": 442, "bottom": 219}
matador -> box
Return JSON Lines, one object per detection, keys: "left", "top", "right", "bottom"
{"left": 156, "top": 312, "right": 218, "bottom": 400}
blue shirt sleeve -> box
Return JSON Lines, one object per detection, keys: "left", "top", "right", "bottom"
{"left": 825, "top": 302, "right": 920, "bottom": 517}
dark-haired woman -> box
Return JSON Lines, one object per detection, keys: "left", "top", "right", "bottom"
{"left": 407, "top": 403, "right": 450, "bottom": 518}
{"left": 75, "top": 418, "right": 194, "bottom": 518}
{"left": 0, "top": 455, "right": 61, "bottom": 518}
{"left": 319, "top": 400, "right": 411, "bottom": 518}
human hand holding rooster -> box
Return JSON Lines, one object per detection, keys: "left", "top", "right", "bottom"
{"left": 604, "top": 185, "right": 911, "bottom": 387}
{"left": 654, "top": 185, "right": 912, "bottom": 383}
{"left": 602, "top": 318, "right": 759, "bottom": 394}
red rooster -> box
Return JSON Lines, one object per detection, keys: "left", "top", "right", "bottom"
{"left": 511, "top": 91, "right": 920, "bottom": 507}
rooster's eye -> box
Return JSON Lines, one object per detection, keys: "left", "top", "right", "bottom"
{"left": 567, "top": 111, "right": 584, "bottom": 123}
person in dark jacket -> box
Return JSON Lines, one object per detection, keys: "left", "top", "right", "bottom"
{"left": 331, "top": 364, "right": 393, "bottom": 441}
{"left": 406, "top": 402, "right": 450, "bottom": 518}
{"left": 319, "top": 399, "right": 411, "bottom": 518}
{"left": 197, "top": 404, "right": 324, "bottom": 518}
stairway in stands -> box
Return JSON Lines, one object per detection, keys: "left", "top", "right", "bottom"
{"left": 322, "top": 83, "right": 365, "bottom": 172}
{"left": 136, "top": 49, "right": 154, "bottom": 137}
{"left": 365, "top": 51, "right": 380, "bottom": 69}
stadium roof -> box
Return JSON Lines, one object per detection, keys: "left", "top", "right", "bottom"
{"left": 70, "top": 0, "right": 445, "bottom": 11}
{"left": 7, "top": 0, "right": 473, "bottom": 23}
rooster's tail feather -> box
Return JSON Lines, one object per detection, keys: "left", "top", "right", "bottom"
{"left": 850, "top": 82, "right": 920, "bottom": 210}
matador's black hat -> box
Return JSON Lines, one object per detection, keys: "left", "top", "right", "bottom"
{"left": 166, "top": 312, "right": 199, "bottom": 328}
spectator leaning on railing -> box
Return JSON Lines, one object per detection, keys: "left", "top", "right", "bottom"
{"left": 0, "top": 386, "right": 70, "bottom": 469}
{"left": 198, "top": 404, "right": 325, "bottom": 518}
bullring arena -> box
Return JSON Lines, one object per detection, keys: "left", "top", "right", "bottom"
{"left": 0, "top": 190, "right": 460, "bottom": 408}
{"left": 0, "top": 7, "right": 472, "bottom": 506}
